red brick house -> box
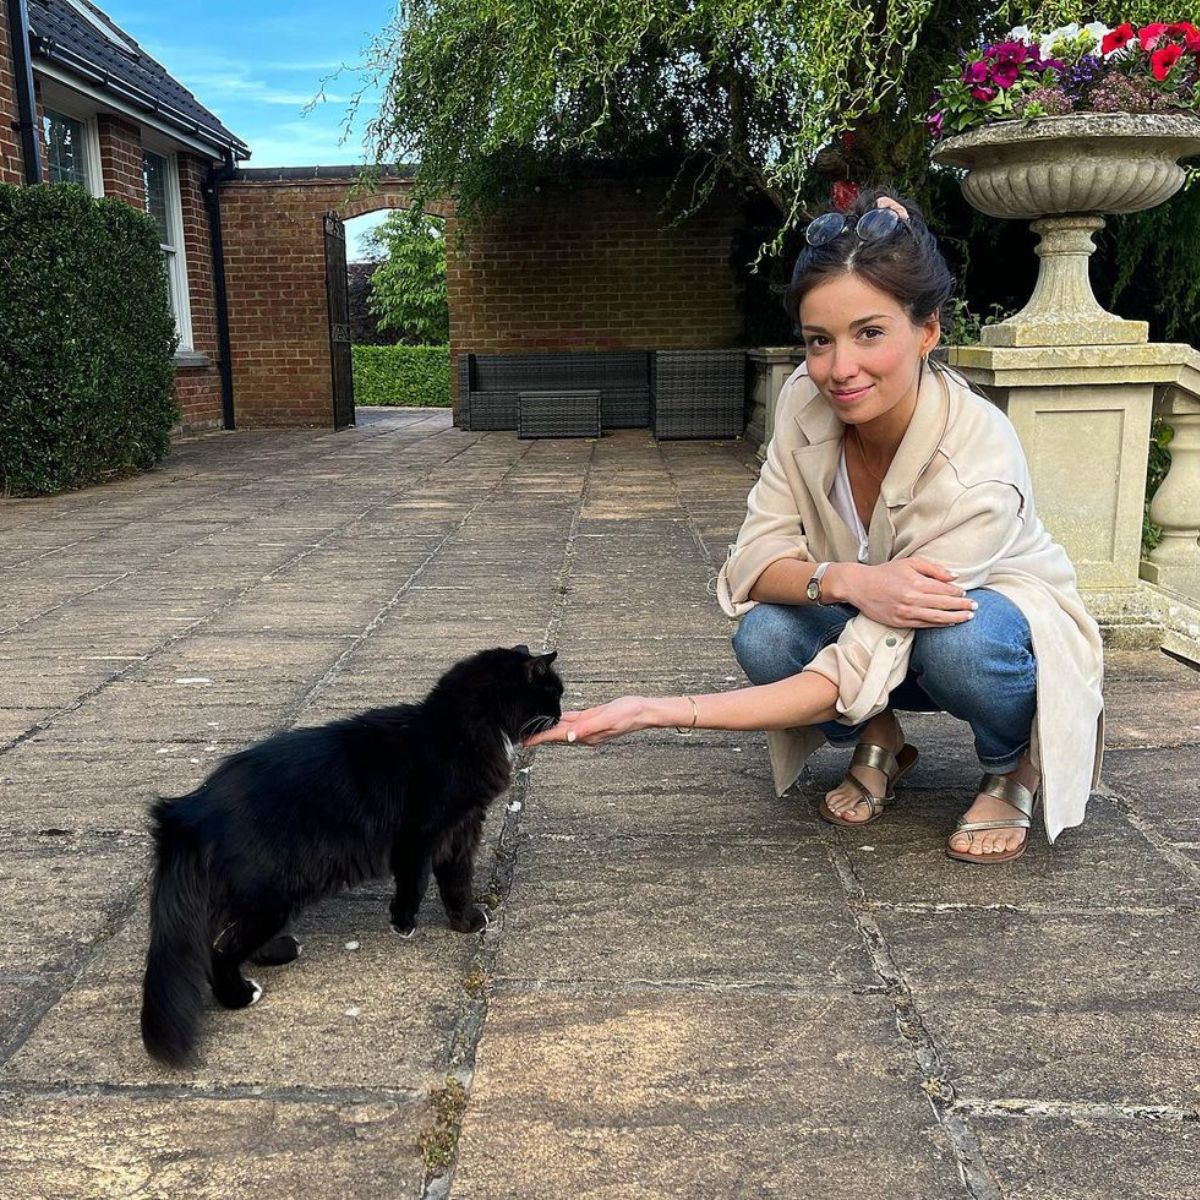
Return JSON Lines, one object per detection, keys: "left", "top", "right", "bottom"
{"left": 1, "top": 0, "right": 249, "bottom": 431}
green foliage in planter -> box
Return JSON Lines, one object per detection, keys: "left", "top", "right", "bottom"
{"left": 352, "top": 344, "right": 451, "bottom": 406}
{"left": 0, "top": 183, "right": 179, "bottom": 496}
{"left": 1143, "top": 418, "right": 1174, "bottom": 553}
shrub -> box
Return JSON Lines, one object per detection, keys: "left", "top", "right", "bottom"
{"left": 352, "top": 344, "right": 450, "bottom": 406}
{"left": 0, "top": 183, "right": 179, "bottom": 495}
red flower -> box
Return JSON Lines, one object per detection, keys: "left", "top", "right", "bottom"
{"left": 1151, "top": 42, "right": 1184, "bottom": 80}
{"left": 1102, "top": 22, "right": 1135, "bottom": 54}
{"left": 1138, "top": 22, "right": 1170, "bottom": 51}
{"left": 1185, "top": 30, "right": 1200, "bottom": 54}
{"left": 1167, "top": 22, "right": 1199, "bottom": 40}
{"left": 831, "top": 180, "right": 860, "bottom": 212}
{"left": 970, "top": 85, "right": 997, "bottom": 103}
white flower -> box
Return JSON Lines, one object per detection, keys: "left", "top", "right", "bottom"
{"left": 1081, "top": 21, "right": 1110, "bottom": 57}
{"left": 1008, "top": 25, "right": 1032, "bottom": 42}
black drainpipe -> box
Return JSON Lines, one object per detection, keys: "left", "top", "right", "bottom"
{"left": 7, "top": 0, "right": 42, "bottom": 184}
{"left": 203, "top": 151, "right": 238, "bottom": 429}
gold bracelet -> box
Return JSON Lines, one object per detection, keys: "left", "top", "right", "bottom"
{"left": 674, "top": 695, "right": 698, "bottom": 736}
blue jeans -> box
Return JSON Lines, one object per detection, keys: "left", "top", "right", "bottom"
{"left": 731, "top": 588, "right": 1037, "bottom": 773}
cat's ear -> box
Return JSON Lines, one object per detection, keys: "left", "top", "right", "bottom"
{"left": 526, "top": 651, "right": 557, "bottom": 677}
{"left": 513, "top": 644, "right": 531, "bottom": 657}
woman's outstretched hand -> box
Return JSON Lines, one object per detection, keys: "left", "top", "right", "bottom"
{"left": 840, "top": 557, "right": 975, "bottom": 628}
{"left": 524, "top": 696, "right": 651, "bottom": 747}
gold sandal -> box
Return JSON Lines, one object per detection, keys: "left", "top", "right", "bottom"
{"left": 818, "top": 742, "right": 919, "bottom": 828}
{"left": 946, "top": 774, "right": 1037, "bottom": 865}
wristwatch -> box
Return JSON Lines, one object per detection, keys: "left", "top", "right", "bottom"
{"left": 806, "top": 561, "right": 831, "bottom": 605}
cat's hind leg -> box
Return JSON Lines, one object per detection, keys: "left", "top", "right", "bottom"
{"left": 250, "top": 932, "right": 302, "bottom": 966}
{"left": 211, "top": 906, "right": 288, "bottom": 1008}
{"left": 434, "top": 816, "right": 487, "bottom": 934}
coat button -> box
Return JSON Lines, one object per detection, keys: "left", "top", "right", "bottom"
{"left": 885, "top": 636, "right": 897, "bottom": 647}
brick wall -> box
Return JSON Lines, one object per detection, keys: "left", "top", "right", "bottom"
{"left": 216, "top": 175, "right": 429, "bottom": 428}
{"left": 219, "top": 179, "right": 336, "bottom": 427}
{"left": 446, "top": 182, "right": 746, "bottom": 419}
{"left": 97, "top": 113, "right": 143, "bottom": 206}
{"left": 217, "top": 173, "right": 745, "bottom": 429}
{"left": 0, "top": 7, "right": 27, "bottom": 184}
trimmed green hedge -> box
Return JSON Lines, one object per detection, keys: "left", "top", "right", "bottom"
{"left": 352, "top": 344, "right": 451, "bottom": 407}
{"left": 0, "top": 183, "right": 179, "bottom": 495}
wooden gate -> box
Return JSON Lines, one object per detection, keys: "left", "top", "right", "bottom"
{"left": 323, "top": 211, "right": 355, "bottom": 429}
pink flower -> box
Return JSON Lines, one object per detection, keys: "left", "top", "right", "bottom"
{"left": 1138, "top": 22, "right": 1170, "bottom": 51}
{"left": 1151, "top": 43, "right": 1185, "bottom": 80}
{"left": 992, "top": 63, "right": 1020, "bottom": 89}
{"left": 927, "top": 110, "right": 945, "bottom": 139}
{"left": 963, "top": 60, "right": 990, "bottom": 84}
{"left": 991, "top": 41, "right": 1029, "bottom": 66}
{"left": 970, "top": 85, "right": 997, "bottom": 103}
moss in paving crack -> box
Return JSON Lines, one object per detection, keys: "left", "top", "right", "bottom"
{"left": 462, "top": 967, "right": 488, "bottom": 997}
{"left": 419, "top": 1076, "right": 469, "bottom": 1177}
{"left": 477, "top": 890, "right": 500, "bottom": 909}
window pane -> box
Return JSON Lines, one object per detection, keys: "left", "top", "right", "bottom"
{"left": 162, "top": 249, "right": 177, "bottom": 318}
{"left": 43, "top": 110, "right": 89, "bottom": 188}
{"left": 142, "top": 151, "right": 171, "bottom": 246}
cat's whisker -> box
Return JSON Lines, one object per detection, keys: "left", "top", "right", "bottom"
{"left": 519, "top": 714, "right": 555, "bottom": 738}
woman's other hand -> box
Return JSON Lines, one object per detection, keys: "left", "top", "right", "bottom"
{"left": 837, "top": 557, "right": 975, "bottom": 628}
{"left": 523, "top": 697, "right": 651, "bottom": 747}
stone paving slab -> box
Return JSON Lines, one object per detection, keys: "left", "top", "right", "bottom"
{"left": 0, "top": 1095, "right": 428, "bottom": 1200}
{"left": 0, "top": 832, "right": 149, "bottom": 976}
{"left": 451, "top": 991, "right": 959, "bottom": 1200}
{"left": 2, "top": 409, "right": 1198, "bottom": 1196}
{"left": 497, "top": 833, "right": 875, "bottom": 988}
{"left": 874, "top": 908, "right": 1200, "bottom": 1107}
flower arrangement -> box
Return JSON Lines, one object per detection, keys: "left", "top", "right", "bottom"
{"left": 928, "top": 21, "right": 1200, "bottom": 140}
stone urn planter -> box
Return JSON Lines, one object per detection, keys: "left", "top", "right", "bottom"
{"left": 933, "top": 112, "right": 1200, "bottom": 347}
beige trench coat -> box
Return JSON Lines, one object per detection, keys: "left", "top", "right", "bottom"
{"left": 716, "top": 359, "right": 1104, "bottom": 843}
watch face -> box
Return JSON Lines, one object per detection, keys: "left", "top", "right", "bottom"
{"left": 806, "top": 581, "right": 819, "bottom": 601}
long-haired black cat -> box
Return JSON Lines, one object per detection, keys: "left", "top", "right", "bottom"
{"left": 141, "top": 644, "right": 562, "bottom": 1066}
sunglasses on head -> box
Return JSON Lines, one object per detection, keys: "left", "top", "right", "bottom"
{"left": 804, "top": 207, "right": 911, "bottom": 247}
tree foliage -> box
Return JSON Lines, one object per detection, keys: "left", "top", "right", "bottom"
{"left": 354, "top": 0, "right": 1200, "bottom": 338}
{"left": 362, "top": 210, "right": 449, "bottom": 344}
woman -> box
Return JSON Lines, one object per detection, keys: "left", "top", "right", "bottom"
{"left": 528, "top": 188, "right": 1104, "bottom": 863}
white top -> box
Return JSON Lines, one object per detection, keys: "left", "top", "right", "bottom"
{"left": 828, "top": 441, "right": 870, "bottom": 563}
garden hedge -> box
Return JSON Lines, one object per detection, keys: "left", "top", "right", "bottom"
{"left": 352, "top": 344, "right": 450, "bottom": 407}
{"left": 0, "top": 183, "right": 179, "bottom": 495}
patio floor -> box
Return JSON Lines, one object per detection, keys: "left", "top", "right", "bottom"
{"left": 0, "top": 407, "right": 1197, "bottom": 1198}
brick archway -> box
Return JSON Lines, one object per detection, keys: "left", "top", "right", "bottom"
{"left": 218, "top": 166, "right": 452, "bottom": 428}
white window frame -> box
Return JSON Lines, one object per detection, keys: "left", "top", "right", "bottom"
{"left": 39, "top": 97, "right": 103, "bottom": 198}
{"left": 141, "top": 140, "right": 193, "bottom": 351}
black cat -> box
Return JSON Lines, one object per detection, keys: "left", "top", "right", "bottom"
{"left": 140, "top": 645, "right": 562, "bottom": 1066}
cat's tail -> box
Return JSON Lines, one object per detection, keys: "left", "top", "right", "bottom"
{"left": 140, "top": 799, "right": 211, "bottom": 1067}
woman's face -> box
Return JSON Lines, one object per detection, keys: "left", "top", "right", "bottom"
{"left": 798, "top": 272, "right": 940, "bottom": 426}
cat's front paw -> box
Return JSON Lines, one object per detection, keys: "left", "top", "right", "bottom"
{"left": 448, "top": 906, "right": 489, "bottom": 934}
{"left": 389, "top": 921, "right": 417, "bottom": 940}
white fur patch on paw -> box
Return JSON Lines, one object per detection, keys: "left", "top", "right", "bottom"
{"left": 248, "top": 981, "right": 263, "bottom": 1005}
{"left": 478, "top": 906, "right": 492, "bottom": 929}
{"left": 391, "top": 926, "right": 416, "bottom": 940}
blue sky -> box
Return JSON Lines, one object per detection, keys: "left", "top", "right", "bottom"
{"left": 99, "top": 1, "right": 400, "bottom": 254}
